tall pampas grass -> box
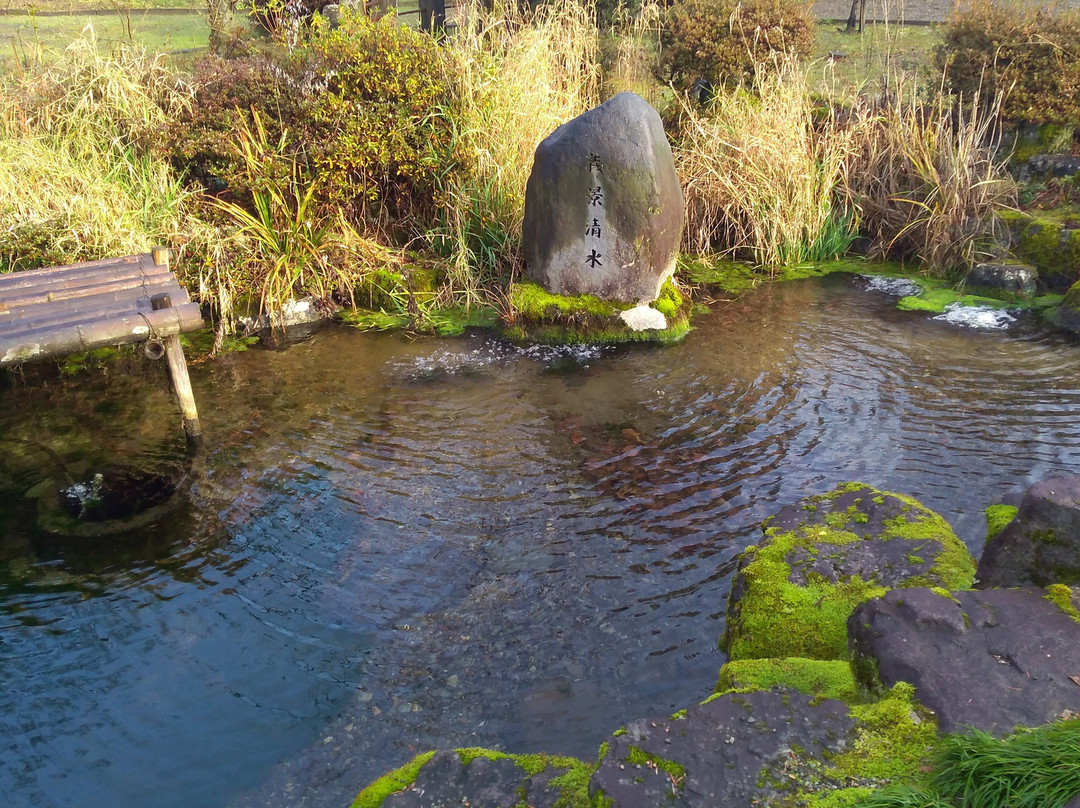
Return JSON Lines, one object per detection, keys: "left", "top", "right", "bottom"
{"left": 433, "top": 0, "right": 601, "bottom": 300}
{"left": 675, "top": 60, "right": 858, "bottom": 268}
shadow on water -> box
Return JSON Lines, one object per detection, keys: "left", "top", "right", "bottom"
{"left": 4, "top": 273, "right": 1080, "bottom": 808}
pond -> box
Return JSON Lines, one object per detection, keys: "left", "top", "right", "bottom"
{"left": 3, "top": 273, "right": 1080, "bottom": 808}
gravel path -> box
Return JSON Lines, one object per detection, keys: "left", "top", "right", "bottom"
{"left": 811, "top": 0, "right": 1078, "bottom": 24}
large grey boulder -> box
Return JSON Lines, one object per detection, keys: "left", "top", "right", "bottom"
{"left": 522, "top": 92, "right": 683, "bottom": 304}
{"left": 977, "top": 476, "right": 1080, "bottom": 587}
{"left": 849, "top": 587, "right": 1080, "bottom": 735}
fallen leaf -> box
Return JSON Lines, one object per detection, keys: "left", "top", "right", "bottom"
{"left": 1069, "top": 675, "right": 1080, "bottom": 688}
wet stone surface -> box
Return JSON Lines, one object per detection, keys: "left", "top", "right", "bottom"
{"left": 849, "top": 587, "right": 1080, "bottom": 734}
{"left": 591, "top": 690, "right": 855, "bottom": 807}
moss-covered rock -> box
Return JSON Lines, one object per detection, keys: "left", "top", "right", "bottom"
{"left": 1055, "top": 277, "right": 1080, "bottom": 333}
{"left": 722, "top": 483, "right": 976, "bottom": 661}
{"left": 715, "top": 657, "right": 862, "bottom": 705}
{"left": 984, "top": 503, "right": 1019, "bottom": 543}
{"left": 352, "top": 747, "right": 603, "bottom": 808}
{"left": 1045, "top": 583, "right": 1080, "bottom": 623}
{"left": 998, "top": 208, "right": 1080, "bottom": 292}
{"left": 504, "top": 279, "right": 691, "bottom": 345}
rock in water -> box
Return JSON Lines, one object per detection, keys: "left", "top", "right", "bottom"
{"left": 849, "top": 586, "right": 1080, "bottom": 735}
{"left": 522, "top": 92, "right": 683, "bottom": 304}
{"left": 977, "top": 475, "right": 1080, "bottom": 587}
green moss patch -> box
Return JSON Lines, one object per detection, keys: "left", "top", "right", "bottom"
{"left": 829, "top": 682, "right": 939, "bottom": 785}
{"left": 1045, "top": 583, "right": 1080, "bottom": 622}
{"left": 625, "top": 745, "right": 687, "bottom": 780}
{"left": 504, "top": 280, "right": 691, "bottom": 345}
{"left": 679, "top": 255, "right": 900, "bottom": 297}
{"left": 716, "top": 658, "right": 862, "bottom": 705}
{"left": 998, "top": 209, "right": 1080, "bottom": 291}
{"left": 351, "top": 750, "right": 436, "bottom": 808}
{"left": 723, "top": 483, "right": 975, "bottom": 661}
{"left": 340, "top": 304, "right": 498, "bottom": 336}
{"left": 896, "top": 285, "right": 1011, "bottom": 314}
{"left": 761, "top": 682, "right": 938, "bottom": 806}
{"left": 984, "top": 504, "right": 1019, "bottom": 543}
{"left": 353, "top": 747, "right": 604, "bottom": 808}
{"left": 783, "top": 683, "right": 939, "bottom": 806}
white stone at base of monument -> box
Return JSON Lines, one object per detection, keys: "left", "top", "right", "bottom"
{"left": 522, "top": 93, "right": 684, "bottom": 305}
{"left": 620, "top": 305, "right": 668, "bottom": 331}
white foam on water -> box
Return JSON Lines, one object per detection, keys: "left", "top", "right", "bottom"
{"left": 399, "top": 341, "right": 605, "bottom": 379}
{"left": 932, "top": 303, "right": 1016, "bottom": 330}
{"left": 859, "top": 274, "right": 923, "bottom": 297}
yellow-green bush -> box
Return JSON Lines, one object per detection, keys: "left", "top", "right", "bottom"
{"left": 164, "top": 53, "right": 303, "bottom": 196}
{"left": 936, "top": 0, "right": 1080, "bottom": 128}
{"left": 658, "top": 0, "right": 815, "bottom": 91}
{"left": 302, "top": 12, "right": 453, "bottom": 226}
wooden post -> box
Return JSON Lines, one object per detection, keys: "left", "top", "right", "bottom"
{"left": 150, "top": 248, "right": 202, "bottom": 444}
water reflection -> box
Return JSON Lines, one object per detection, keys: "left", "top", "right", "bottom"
{"left": 3, "top": 274, "right": 1080, "bottom": 808}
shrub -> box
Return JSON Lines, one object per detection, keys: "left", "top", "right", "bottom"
{"left": 300, "top": 12, "right": 453, "bottom": 228}
{"left": 658, "top": 0, "right": 815, "bottom": 91}
{"left": 248, "top": 0, "right": 333, "bottom": 38}
{"left": 164, "top": 53, "right": 304, "bottom": 195}
{"left": 936, "top": 0, "right": 1080, "bottom": 128}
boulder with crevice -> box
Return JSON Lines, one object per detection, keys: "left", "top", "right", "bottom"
{"left": 849, "top": 586, "right": 1080, "bottom": 734}
{"left": 976, "top": 475, "right": 1080, "bottom": 587}
{"left": 722, "top": 482, "right": 976, "bottom": 661}
{"left": 589, "top": 690, "right": 855, "bottom": 808}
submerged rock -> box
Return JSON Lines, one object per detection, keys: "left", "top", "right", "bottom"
{"left": 722, "top": 482, "right": 976, "bottom": 661}
{"left": 849, "top": 586, "right": 1080, "bottom": 734}
{"left": 522, "top": 92, "right": 683, "bottom": 305}
{"left": 976, "top": 475, "right": 1080, "bottom": 587}
{"left": 29, "top": 462, "right": 186, "bottom": 537}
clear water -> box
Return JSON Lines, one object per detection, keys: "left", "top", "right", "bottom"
{"left": 3, "top": 273, "right": 1080, "bottom": 808}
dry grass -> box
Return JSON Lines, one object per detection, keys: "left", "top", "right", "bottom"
{"left": 603, "top": 0, "right": 667, "bottom": 112}
{"left": 840, "top": 78, "right": 1016, "bottom": 274}
{"left": 435, "top": 0, "right": 601, "bottom": 298}
{"left": 675, "top": 60, "right": 859, "bottom": 267}
{"left": 0, "top": 30, "right": 195, "bottom": 270}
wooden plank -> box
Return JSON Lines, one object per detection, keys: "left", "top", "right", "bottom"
{"left": 0, "top": 249, "right": 206, "bottom": 444}
{"left": 0, "top": 278, "right": 187, "bottom": 327}
{"left": 2, "top": 294, "right": 192, "bottom": 339}
{"left": 0, "top": 270, "right": 176, "bottom": 311}
{"left": 0, "top": 302, "right": 203, "bottom": 366}
{"left": 0, "top": 274, "right": 181, "bottom": 319}
{"left": 0, "top": 254, "right": 149, "bottom": 287}
{"left": 0, "top": 262, "right": 170, "bottom": 295}
{"left": 0, "top": 259, "right": 164, "bottom": 292}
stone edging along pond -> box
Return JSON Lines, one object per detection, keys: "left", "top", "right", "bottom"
{"left": 349, "top": 482, "right": 1080, "bottom": 808}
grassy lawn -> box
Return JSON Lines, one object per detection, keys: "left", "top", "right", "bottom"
{"left": 1, "top": 8, "right": 209, "bottom": 60}
{"left": 0, "top": 4, "right": 938, "bottom": 89}
{"left": 0, "top": 0, "right": 202, "bottom": 10}
{"left": 811, "top": 21, "right": 944, "bottom": 92}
